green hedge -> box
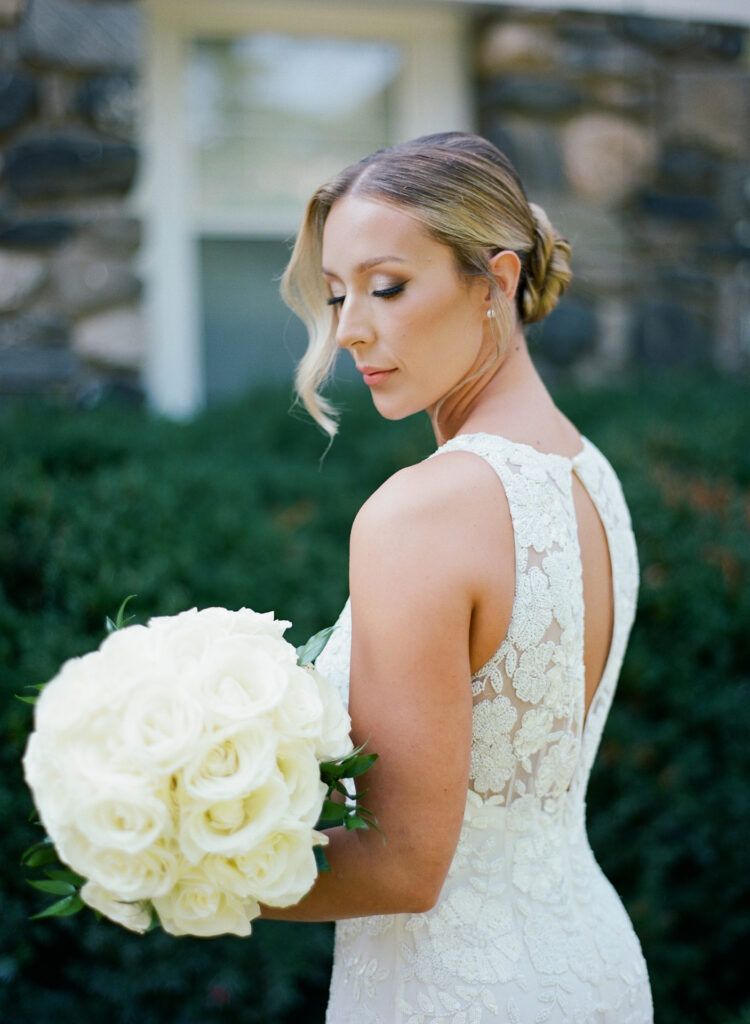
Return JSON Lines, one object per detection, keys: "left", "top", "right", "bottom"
{"left": 1, "top": 376, "right": 748, "bottom": 1023}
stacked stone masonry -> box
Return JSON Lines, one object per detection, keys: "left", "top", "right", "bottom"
{"left": 477, "top": 10, "right": 750, "bottom": 379}
{"left": 0, "top": 1, "right": 748, "bottom": 403}
{"left": 0, "top": 0, "right": 143, "bottom": 400}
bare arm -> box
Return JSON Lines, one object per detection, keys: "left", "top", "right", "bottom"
{"left": 262, "top": 453, "right": 510, "bottom": 921}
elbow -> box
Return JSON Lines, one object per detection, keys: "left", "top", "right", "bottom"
{"left": 409, "top": 887, "right": 440, "bottom": 914}
{"left": 365, "top": 834, "right": 454, "bottom": 915}
{"left": 398, "top": 865, "right": 446, "bottom": 915}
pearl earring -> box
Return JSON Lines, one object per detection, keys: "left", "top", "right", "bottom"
{"left": 486, "top": 309, "right": 496, "bottom": 319}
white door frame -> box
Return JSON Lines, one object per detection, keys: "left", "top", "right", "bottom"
{"left": 136, "top": 0, "right": 473, "bottom": 418}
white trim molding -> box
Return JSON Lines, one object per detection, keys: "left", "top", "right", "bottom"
{"left": 137, "top": 0, "right": 472, "bottom": 417}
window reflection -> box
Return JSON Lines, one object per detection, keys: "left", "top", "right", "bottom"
{"left": 187, "top": 33, "right": 401, "bottom": 219}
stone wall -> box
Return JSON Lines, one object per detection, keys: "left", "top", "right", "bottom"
{"left": 0, "top": 0, "right": 143, "bottom": 402}
{"left": 1, "top": 2, "right": 748, "bottom": 405}
{"left": 477, "top": 10, "right": 750, "bottom": 380}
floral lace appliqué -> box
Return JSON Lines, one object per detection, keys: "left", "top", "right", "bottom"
{"left": 320, "top": 434, "right": 651, "bottom": 1024}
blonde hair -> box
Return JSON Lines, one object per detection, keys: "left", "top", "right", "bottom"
{"left": 281, "top": 132, "right": 572, "bottom": 437}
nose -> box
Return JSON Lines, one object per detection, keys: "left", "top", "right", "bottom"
{"left": 334, "top": 296, "right": 374, "bottom": 351}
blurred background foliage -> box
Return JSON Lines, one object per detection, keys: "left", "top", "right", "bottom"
{"left": 1, "top": 374, "right": 748, "bottom": 1024}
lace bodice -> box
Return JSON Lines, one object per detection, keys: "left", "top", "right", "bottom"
{"left": 318, "top": 433, "right": 652, "bottom": 1023}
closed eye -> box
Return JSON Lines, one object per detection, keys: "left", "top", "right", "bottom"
{"left": 327, "top": 282, "right": 405, "bottom": 308}
{"left": 373, "top": 283, "right": 405, "bottom": 299}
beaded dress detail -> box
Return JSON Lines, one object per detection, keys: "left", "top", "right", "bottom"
{"left": 318, "top": 433, "right": 653, "bottom": 1024}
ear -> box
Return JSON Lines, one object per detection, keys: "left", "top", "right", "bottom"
{"left": 486, "top": 250, "right": 522, "bottom": 305}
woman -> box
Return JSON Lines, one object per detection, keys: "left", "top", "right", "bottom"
{"left": 264, "top": 132, "right": 653, "bottom": 1023}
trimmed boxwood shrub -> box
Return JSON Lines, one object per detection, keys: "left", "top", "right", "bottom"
{"left": 0, "top": 375, "right": 747, "bottom": 1023}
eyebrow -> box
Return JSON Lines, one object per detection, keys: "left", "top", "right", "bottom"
{"left": 321, "top": 255, "right": 408, "bottom": 277}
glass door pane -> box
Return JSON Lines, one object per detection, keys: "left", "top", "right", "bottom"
{"left": 186, "top": 32, "right": 401, "bottom": 401}
{"left": 187, "top": 32, "right": 401, "bottom": 223}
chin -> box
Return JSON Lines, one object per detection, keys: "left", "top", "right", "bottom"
{"left": 369, "top": 392, "right": 423, "bottom": 422}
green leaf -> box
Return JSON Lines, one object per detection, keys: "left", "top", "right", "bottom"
{"left": 45, "top": 869, "right": 85, "bottom": 886}
{"left": 319, "top": 763, "right": 346, "bottom": 784}
{"left": 296, "top": 625, "right": 335, "bottom": 666}
{"left": 106, "top": 595, "right": 137, "bottom": 633}
{"left": 30, "top": 894, "right": 84, "bottom": 920}
{"left": 340, "top": 753, "right": 378, "bottom": 778}
{"left": 145, "top": 904, "right": 161, "bottom": 933}
{"left": 357, "top": 809, "right": 384, "bottom": 835}
{"left": 21, "top": 838, "right": 57, "bottom": 868}
{"left": 313, "top": 845, "right": 331, "bottom": 873}
{"left": 15, "top": 694, "right": 38, "bottom": 705}
{"left": 28, "top": 879, "right": 76, "bottom": 896}
{"left": 344, "top": 814, "right": 369, "bottom": 831}
{"left": 318, "top": 800, "right": 348, "bottom": 823}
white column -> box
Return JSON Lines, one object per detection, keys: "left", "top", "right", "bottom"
{"left": 137, "top": 2, "right": 205, "bottom": 418}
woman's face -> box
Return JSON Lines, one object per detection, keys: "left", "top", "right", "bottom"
{"left": 321, "top": 194, "right": 494, "bottom": 426}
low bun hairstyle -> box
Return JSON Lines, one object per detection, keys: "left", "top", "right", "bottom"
{"left": 522, "top": 203, "right": 573, "bottom": 325}
{"left": 281, "top": 131, "right": 572, "bottom": 436}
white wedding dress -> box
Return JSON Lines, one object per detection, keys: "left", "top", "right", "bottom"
{"left": 317, "top": 432, "right": 653, "bottom": 1024}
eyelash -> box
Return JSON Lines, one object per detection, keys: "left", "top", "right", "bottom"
{"left": 326, "top": 283, "right": 405, "bottom": 307}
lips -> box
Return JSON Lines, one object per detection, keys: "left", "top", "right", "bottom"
{"left": 358, "top": 366, "right": 396, "bottom": 387}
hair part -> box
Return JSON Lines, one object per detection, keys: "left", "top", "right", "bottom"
{"left": 281, "top": 131, "right": 572, "bottom": 437}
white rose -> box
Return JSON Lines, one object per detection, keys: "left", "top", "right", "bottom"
{"left": 22, "top": 731, "right": 71, "bottom": 836}
{"left": 180, "top": 720, "right": 277, "bottom": 803}
{"left": 179, "top": 770, "right": 289, "bottom": 861}
{"left": 199, "top": 853, "right": 258, "bottom": 899}
{"left": 196, "top": 606, "right": 292, "bottom": 641}
{"left": 235, "top": 825, "right": 326, "bottom": 907}
{"left": 276, "top": 742, "right": 327, "bottom": 827}
{"left": 81, "top": 841, "right": 179, "bottom": 900}
{"left": 80, "top": 882, "right": 152, "bottom": 934}
{"left": 32, "top": 645, "right": 118, "bottom": 735}
{"left": 76, "top": 791, "right": 172, "bottom": 853}
{"left": 98, "top": 622, "right": 160, "bottom": 670}
{"left": 273, "top": 666, "right": 325, "bottom": 742}
{"left": 191, "top": 634, "right": 294, "bottom": 726}
{"left": 152, "top": 868, "right": 259, "bottom": 937}
{"left": 57, "top": 724, "right": 158, "bottom": 795}
{"left": 306, "top": 666, "right": 354, "bottom": 760}
{"left": 147, "top": 607, "right": 293, "bottom": 667}
{"left": 119, "top": 681, "right": 205, "bottom": 774}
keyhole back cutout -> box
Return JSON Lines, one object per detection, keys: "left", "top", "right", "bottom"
{"left": 571, "top": 471, "right": 615, "bottom": 728}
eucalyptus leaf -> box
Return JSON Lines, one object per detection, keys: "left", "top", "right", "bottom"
{"left": 296, "top": 625, "right": 335, "bottom": 666}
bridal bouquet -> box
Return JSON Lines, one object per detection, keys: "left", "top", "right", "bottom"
{"left": 22, "top": 604, "right": 375, "bottom": 938}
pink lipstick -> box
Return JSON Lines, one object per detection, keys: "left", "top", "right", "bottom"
{"left": 358, "top": 366, "right": 396, "bottom": 387}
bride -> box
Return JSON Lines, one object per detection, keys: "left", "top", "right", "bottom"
{"left": 262, "top": 132, "right": 653, "bottom": 1023}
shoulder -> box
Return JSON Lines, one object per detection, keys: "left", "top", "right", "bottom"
{"left": 350, "top": 449, "right": 512, "bottom": 595}
{"left": 353, "top": 448, "right": 506, "bottom": 542}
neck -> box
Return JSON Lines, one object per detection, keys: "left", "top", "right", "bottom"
{"left": 430, "top": 327, "right": 548, "bottom": 444}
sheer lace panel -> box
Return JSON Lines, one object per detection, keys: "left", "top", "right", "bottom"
{"left": 449, "top": 443, "right": 585, "bottom": 817}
